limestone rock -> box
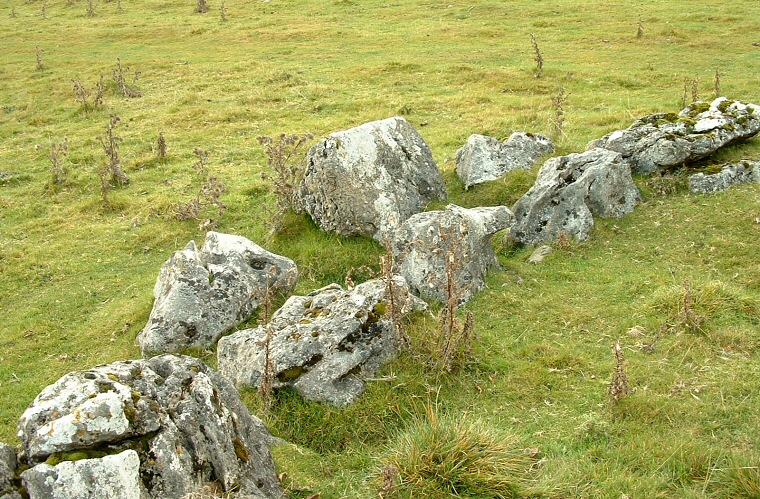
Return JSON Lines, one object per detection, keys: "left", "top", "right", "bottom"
{"left": 17, "top": 355, "right": 282, "bottom": 499}
{"left": 391, "top": 204, "right": 513, "bottom": 303}
{"left": 0, "top": 443, "right": 18, "bottom": 499}
{"left": 588, "top": 97, "right": 760, "bottom": 174}
{"left": 297, "top": 117, "right": 447, "bottom": 244}
{"left": 21, "top": 450, "right": 143, "bottom": 499}
{"left": 689, "top": 160, "right": 760, "bottom": 193}
{"left": 456, "top": 132, "right": 554, "bottom": 189}
{"left": 510, "top": 149, "right": 639, "bottom": 246}
{"left": 138, "top": 231, "right": 297, "bottom": 357}
{"left": 218, "top": 278, "right": 426, "bottom": 406}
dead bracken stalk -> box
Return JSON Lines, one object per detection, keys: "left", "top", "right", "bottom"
{"left": 10, "top": 7, "right": 17, "bottom": 18}
{"left": 438, "top": 248, "right": 476, "bottom": 373}
{"left": 86, "top": 0, "right": 95, "bottom": 17}
{"left": 257, "top": 268, "right": 278, "bottom": 413}
{"left": 196, "top": 0, "right": 209, "bottom": 14}
{"left": 157, "top": 132, "right": 167, "bottom": 159}
{"left": 176, "top": 148, "right": 227, "bottom": 227}
{"left": 220, "top": 0, "right": 227, "bottom": 21}
{"left": 551, "top": 86, "right": 567, "bottom": 138}
{"left": 192, "top": 147, "right": 209, "bottom": 175}
{"left": 41, "top": 1, "right": 47, "bottom": 19}
{"left": 714, "top": 68, "right": 721, "bottom": 99}
{"left": 257, "top": 132, "right": 313, "bottom": 233}
{"left": 35, "top": 46, "right": 43, "bottom": 71}
{"left": 112, "top": 58, "right": 142, "bottom": 98}
{"left": 636, "top": 11, "right": 644, "bottom": 38}
{"left": 72, "top": 76, "right": 104, "bottom": 112}
{"left": 379, "top": 464, "right": 400, "bottom": 498}
{"left": 608, "top": 341, "right": 630, "bottom": 404}
{"left": 381, "top": 252, "right": 409, "bottom": 348}
{"left": 681, "top": 77, "right": 700, "bottom": 108}
{"left": 677, "top": 279, "right": 703, "bottom": 333}
{"left": 530, "top": 33, "right": 543, "bottom": 78}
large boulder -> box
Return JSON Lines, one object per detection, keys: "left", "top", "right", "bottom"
{"left": 21, "top": 450, "right": 142, "bottom": 499}
{"left": 455, "top": 132, "right": 554, "bottom": 189}
{"left": 689, "top": 160, "right": 760, "bottom": 194}
{"left": 391, "top": 204, "right": 514, "bottom": 303}
{"left": 137, "top": 231, "right": 298, "bottom": 357}
{"left": 0, "top": 443, "right": 20, "bottom": 499}
{"left": 17, "top": 355, "right": 283, "bottom": 499}
{"left": 218, "top": 277, "right": 426, "bottom": 406}
{"left": 588, "top": 97, "right": 760, "bottom": 174}
{"left": 297, "top": 117, "right": 448, "bottom": 244}
{"left": 510, "top": 149, "right": 639, "bottom": 246}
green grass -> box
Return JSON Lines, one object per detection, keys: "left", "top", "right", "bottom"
{"left": 1, "top": 0, "right": 760, "bottom": 497}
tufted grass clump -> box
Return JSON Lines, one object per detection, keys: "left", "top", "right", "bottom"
{"left": 381, "top": 404, "right": 536, "bottom": 498}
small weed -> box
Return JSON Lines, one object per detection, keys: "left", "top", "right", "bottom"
{"left": 220, "top": 0, "right": 227, "bottom": 21}
{"left": 551, "top": 85, "right": 568, "bottom": 138}
{"left": 176, "top": 148, "right": 227, "bottom": 227}
{"left": 438, "top": 250, "right": 476, "bottom": 373}
{"left": 157, "top": 132, "right": 167, "bottom": 160}
{"left": 555, "top": 230, "right": 572, "bottom": 250}
{"left": 257, "top": 269, "right": 279, "bottom": 414}
{"left": 681, "top": 77, "right": 700, "bottom": 108}
{"left": 257, "top": 133, "right": 313, "bottom": 233}
{"left": 197, "top": 0, "right": 209, "bottom": 14}
{"left": 192, "top": 146, "right": 209, "bottom": 176}
{"left": 35, "top": 46, "right": 43, "bottom": 71}
{"left": 714, "top": 68, "right": 721, "bottom": 99}
{"left": 48, "top": 137, "right": 69, "bottom": 189}
{"left": 72, "top": 76, "right": 104, "bottom": 112}
{"left": 381, "top": 252, "right": 409, "bottom": 348}
{"left": 530, "top": 33, "right": 543, "bottom": 78}
{"left": 41, "top": 1, "right": 47, "bottom": 19}
{"left": 636, "top": 10, "right": 644, "bottom": 38}
{"left": 10, "top": 6, "right": 17, "bottom": 18}
{"left": 117, "top": 0, "right": 123, "bottom": 13}
{"left": 112, "top": 58, "right": 142, "bottom": 98}
{"left": 608, "top": 341, "right": 630, "bottom": 404}
{"left": 96, "top": 114, "right": 128, "bottom": 202}
{"left": 86, "top": 0, "right": 95, "bottom": 17}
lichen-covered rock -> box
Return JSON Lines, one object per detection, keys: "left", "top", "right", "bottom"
{"left": 297, "top": 117, "right": 447, "bottom": 244}
{"left": 218, "top": 278, "right": 426, "bottom": 406}
{"left": 588, "top": 97, "right": 760, "bottom": 174}
{"left": 689, "top": 160, "right": 760, "bottom": 193}
{"left": 510, "top": 149, "right": 639, "bottom": 246}
{"left": 21, "top": 450, "right": 143, "bottom": 499}
{"left": 17, "top": 355, "right": 282, "bottom": 499}
{"left": 391, "top": 204, "right": 513, "bottom": 303}
{"left": 456, "top": 132, "right": 554, "bottom": 189}
{"left": 0, "top": 443, "right": 18, "bottom": 499}
{"left": 138, "top": 231, "right": 298, "bottom": 357}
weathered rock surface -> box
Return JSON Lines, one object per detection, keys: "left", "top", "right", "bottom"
{"left": 218, "top": 277, "right": 426, "bottom": 406}
{"left": 510, "top": 149, "right": 639, "bottom": 246}
{"left": 456, "top": 132, "right": 554, "bottom": 189}
{"left": 17, "top": 355, "right": 282, "bottom": 499}
{"left": 138, "top": 231, "right": 297, "bottom": 357}
{"left": 297, "top": 117, "right": 447, "bottom": 244}
{"left": 689, "top": 160, "right": 760, "bottom": 193}
{"left": 0, "top": 443, "right": 19, "bottom": 499}
{"left": 21, "top": 450, "right": 142, "bottom": 499}
{"left": 391, "top": 204, "right": 513, "bottom": 303}
{"left": 588, "top": 97, "right": 760, "bottom": 174}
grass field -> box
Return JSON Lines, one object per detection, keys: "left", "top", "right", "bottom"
{"left": 1, "top": 0, "right": 759, "bottom": 497}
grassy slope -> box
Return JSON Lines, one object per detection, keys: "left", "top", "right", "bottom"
{"left": 1, "top": 0, "right": 759, "bottom": 497}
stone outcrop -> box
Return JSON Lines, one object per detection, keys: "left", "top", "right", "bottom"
{"left": 510, "top": 149, "right": 639, "bottom": 246}
{"left": 21, "top": 450, "right": 142, "bottom": 499}
{"left": 17, "top": 355, "right": 283, "bottom": 499}
{"left": 138, "top": 232, "right": 297, "bottom": 357}
{"left": 218, "top": 277, "right": 426, "bottom": 407}
{"left": 391, "top": 204, "right": 514, "bottom": 303}
{"left": 689, "top": 160, "right": 760, "bottom": 193}
{"left": 455, "top": 132, "right": 554, "bottom": 189}
{"left": 0, "top": 443, "right": 20, "bottom": 499}
{"left": 588, "top": 97, "right": 760, "bottom": 174}
{"left": 297, "top": 117, "right": 447, "bottom": 244}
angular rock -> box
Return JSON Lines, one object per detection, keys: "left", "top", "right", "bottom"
{"left": 138, "top": 231, "right": 298, "bottom": 357}
{"left": 17, "top": 355, "right": 282, "bottom": 499}
{"left": 0, "top": 443, "right": 17, "bottom": 498}
{"left": 510, "top": 149, "right": 640, "bottom": 246}
{"left": 456, "top": 132, "right": 554, "bottom": 189}
{"left": 588, "top": 97, "right": 760, "bottom": 174}
{"left": 218, "top": 278, "right": 426, "bottom": 406}
{"left": 391, "top": 204, "right": 513, "bottom": 303}
{"left": 689, "top": 160, "right": 760, "bottom": 193}
{"left": 21, "top": 450, "right": 142, "bottom": 499}
{"left": 297, "top": 117, "right": 448, "bottom": 244}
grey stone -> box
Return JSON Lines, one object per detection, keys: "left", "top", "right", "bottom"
{"left": 138, "top": 231, "right": 298, "bottom": 357}
{"left": 297, "top": 117, "right": 447, "bottom": 244}
{"left": 510, "top": 149, "right": 640, "bottom": 246}
{"left": 588, "top": 97, "right": 760, "bottom": 174}
{"left": 527, "top": 245, "right": 553, "bottom": 264}
{"left": 21, "top": 450, "right": 143, "bottom": 499}
{"left": 0, "top": 443, "right": 17, "bottom": 498}
{"left": 218, "top": 278, "right": 426, "bottom": 407}
{"left": 456, "top": 132, "right": 554, "bottom": 189}
{"left": 689, "top": 160, "right": 760, "bottom": 194}
{"left": 17, "top": 355, "right": 282, "bottom": 499}
{"left": 391, "top": 204, "right": 514, "bottom": 303}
